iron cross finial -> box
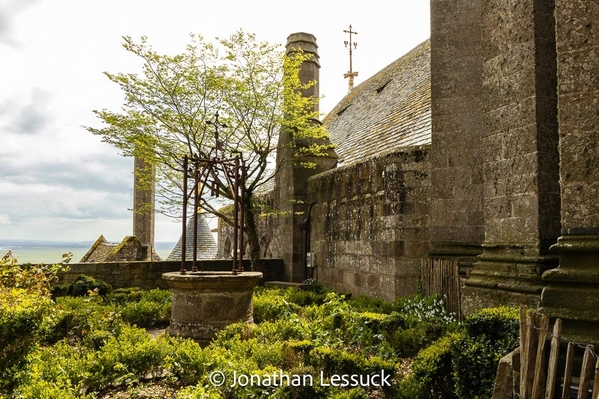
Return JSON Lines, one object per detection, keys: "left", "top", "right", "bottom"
{"left": 207, "top": 111, "right": 227, "bottom": 158}
{"left": 343, "top": 24, "right": 359, "bottom": 91}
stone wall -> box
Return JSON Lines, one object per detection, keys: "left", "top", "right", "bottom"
{"left": 453, "top": 0, "right": 561, "bottom": 314}
{"left": 428, "top": 0, "right": 484, "bottom": 311}
{"left": 57, "top": 259, "right": 284, "bottom": 290}
{"left": 430, "top": 0, "right": 484, "bottom": 253}
{"left": 540, "top": 0, "right": 599, "bottom": 345}
{"left": 307, "top": 146, "right": 431, "bottom": 301}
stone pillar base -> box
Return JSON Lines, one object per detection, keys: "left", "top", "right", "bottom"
{"left": 541, "top": 234, "right": 599, "bottom": 346}
{"left": 162, "top": 271, "right": 262, "bottom": 346}
{"left": 462, "top": 246, "right": 558, "bottom": 316}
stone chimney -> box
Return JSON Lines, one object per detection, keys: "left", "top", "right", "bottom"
{"left": 274, "top": 33, "right": 337, "bottom": 282}
{"left": 285, "top": 32, "right": 320, "bottom": 109}
{"left": 132, "top": 155, "right": 155, "bottom": 247}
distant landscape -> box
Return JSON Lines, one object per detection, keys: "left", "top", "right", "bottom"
{"left": 0, "top": 239, "right": 176, "bottom": 264}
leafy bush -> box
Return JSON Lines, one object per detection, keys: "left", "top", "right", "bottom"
{"left": 1, "top": 251, "right": 71, "bottom": 295}
{"left": 452, "top": 306, "right": 519, "bottom": 399}
{"left": 118, "top": 288, "right": 171, "bottom": 327}
{"left": 67, "top": 274, "right": 112, "bottom": 297}
{"left": 253, "top": 289, "right": 302, "bottom": 323}
{"left": 348, "top": 295, "right": 395, "bottom": 313}
{"left": 4, "top": 282, "right": 465, "bottom": 398}
{"left": 462, "top": 306, "right": 519, "bottom": 348}
{"left": 310, "top": 347, "right": 395, "bottom": 378}
{"left": 411, "top": 332, "right": 462, "bottom": 399}
{"left": 16, "top": 325, "right": 170, "bottom": 396}
{"left": 0, "top": 288, "right": 52, "bottom": 387}
{"left": 106, "top": 286, "right": 145, "bottom": 304}
{"left": 0, "top": 251, "right": 69, "bottom": 391}
{"left": 166, "top": 337, "right": 207, "bottom": 385}
{"left": 407, "top": 306, "right": 520, "bottom": 399}
{"left": 40, "top": 288, "right": 171, "bottom": 345}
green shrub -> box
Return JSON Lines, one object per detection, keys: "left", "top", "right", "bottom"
{"left": 67, "top": 275, "right": 112, "bottom": 297}
{"left": 283, "top": 287, "right": 328, "bottom": 307}
{"left": 452, "top": 306, "right": 519, "bottom": 399}
{"left": 0, "top": 253, "right": 69, "bottom": 393}
{"left": 282, "top": 340, "right": 315, "bottom": 368}
{"left": 348, "top": 295, "right": 395, "bottom": 313}
{"left": 42, "top": 288, "right": 171, "bottom": 344}
{"left": 409, "top": 306, "right": 520, "bottom": 399}
{"left": 394, "top": 375, "right": 428, "bottom": 399}
{"left": 49, "top": 295, "right": 124, "bottom": 346}
{"left": 166, "top": 337, "right": 206, "bottom": 385}
{"left": 1, "top": 252, "right": 71, "bottom": 295}
{"left": 411, "top": 332, "right": 462, "bottom": 399}
{"left": 253, "top": 295, "right": 301, "bottom": 323}
{"left": 106, "top": 287, "right": 145, "bottom": 304}
{"left": 463, "top": 306, "right": 519, "bottom": 347}
{"left": 119, "top": 290, "right": 171, "bottom": 327}
{"left": 310, "top": 347, "right": 395, "bottom": 378}
{"left": 0, "top": 288, "right": 52, "bottom": 389}
{"left": 17, "top": 325, "right": 170, "bottom": 396}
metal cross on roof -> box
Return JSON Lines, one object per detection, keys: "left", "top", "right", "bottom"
{"left": 343, "top": 24, "right": 359, "bottom": 91}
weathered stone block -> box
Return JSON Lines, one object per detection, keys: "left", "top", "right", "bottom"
{"left": 163, "top": 271, "right": 262, "bottom": 346}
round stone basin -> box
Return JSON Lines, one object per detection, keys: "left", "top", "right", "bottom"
{"left": 162, "top": 271, "right": 263, "bottom": 346}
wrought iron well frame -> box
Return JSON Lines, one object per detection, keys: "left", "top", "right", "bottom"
{"left": 179, "top": 112, "right": 246, "bottom": 275}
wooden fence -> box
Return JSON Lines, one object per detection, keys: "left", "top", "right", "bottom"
{"left": 421, "top": 258, "right": 462, "bottom": 318}
{"left": 519, "top": 308, "right": 599, "bottom": 399}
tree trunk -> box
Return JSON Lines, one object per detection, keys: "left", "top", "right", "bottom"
{"left": 244, "top": 195, "right": 262, "bottom": 272}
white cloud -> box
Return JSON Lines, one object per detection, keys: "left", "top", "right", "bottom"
{"left": 0, "top": 0, "right": 430, "bottom": 242}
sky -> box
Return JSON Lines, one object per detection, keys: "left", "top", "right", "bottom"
{"left": 0, "top": 0, "right": 430, "bottom": 243}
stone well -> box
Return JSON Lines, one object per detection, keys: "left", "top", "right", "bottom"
{"left": 162, "top": 271, "right": 262, "bottom": 346}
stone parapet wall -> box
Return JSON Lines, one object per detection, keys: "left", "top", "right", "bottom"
{"left": 57, "top": 259, "right": 284, "bottom": 290}
{"left": 307, "top": 146, "right": 431, "bottom": 301}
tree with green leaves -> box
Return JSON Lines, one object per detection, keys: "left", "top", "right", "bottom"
{"left": 87, "top": 30, "right": 332, "bottom": 266}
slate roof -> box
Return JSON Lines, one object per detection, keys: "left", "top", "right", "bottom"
{"left": 323, "top": 39, "right": 431, "bottom": 165}
{"left": 167, "top": 214, "right": 218, "bottom": 261}
{"left": 80, "top": 235, "right": 161, "bottom": 262}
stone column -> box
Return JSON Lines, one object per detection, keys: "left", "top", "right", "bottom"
{"left": 133, "top": 155, "right": 155, "bottom": 247}
{"left": 429, "top": 0, "right": 485, "bottom": 314}
{"left": 461, "top": 0, "right": 561, "bottom": 314}
{"left": 540, "top": 0, "right": 599, "bottom": 345}
{"left": 274, "top": 33, "right": 337, "bottom": 282}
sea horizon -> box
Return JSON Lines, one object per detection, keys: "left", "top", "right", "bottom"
{"left": 0, "top": 239, "right": 177, "bottom": 264}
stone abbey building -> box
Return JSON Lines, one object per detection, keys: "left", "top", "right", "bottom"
{"left": 214, "top": 0, "right": 599, "bottom": 344}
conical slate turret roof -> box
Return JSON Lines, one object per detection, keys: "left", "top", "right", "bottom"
{"left": 167, "top": 214, "right": 217, "bottom": 260}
